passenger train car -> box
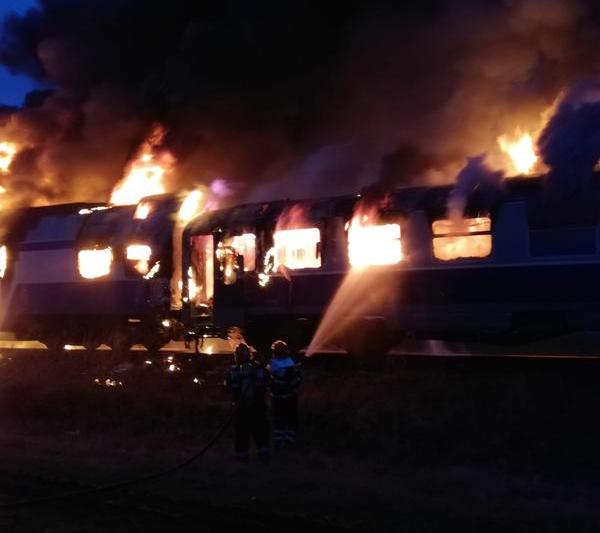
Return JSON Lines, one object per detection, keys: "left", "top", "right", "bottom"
{"left": 1, "top": 175, "right": 597, "bottom": 356}
{"left": 183, "top": 176, "right": 600, "bottom": 353}
{"left": 0, "top": 195, "right": 186, "bottom": 353}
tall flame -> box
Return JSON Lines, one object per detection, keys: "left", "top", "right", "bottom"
{"left": 0, "top": 141, "right": 18, "bottom": 174}
{"left": 497, "top": 130, "right": 538, "bottom": 175}
{"left": 110, "top": 124, "right": 173, "bottom": 205}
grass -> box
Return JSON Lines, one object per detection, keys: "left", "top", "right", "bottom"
{"left": 2, "top": 350, "right": 600, "bottom": 531}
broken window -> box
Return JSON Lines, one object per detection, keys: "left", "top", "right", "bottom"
{"left": 78, "top": 247, "right": 113, "bottom": 279}
{"left": 432, "top": 217, "right": 492, "bottom": 260}
{"left": 221, "top": 233, "right": 256, "bottom": 272}
{"left": 273, "top": 228, "right": 321, "bottom": 270}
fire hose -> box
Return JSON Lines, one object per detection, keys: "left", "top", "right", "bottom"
{"left": 0, "top": 384, "right": 248, "bottom": 509}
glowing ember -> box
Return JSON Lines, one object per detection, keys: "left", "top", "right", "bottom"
{"left": 126, "top": 244, "right": 152, "bottom": 275}
{"left": 258, "top": 247, "right": 276, "bottom": 287}
{"left": 497, "top": 130, "right": 538, "bottom": 175}
{"left": 110, "top": 124, "right": 173, "bottom": 205}
{"left": 134, "top": 201, "right": 152, "bottom": 219}
{"left": 94, "top": 378, "right": 123, "bottom": 388}
{"left": 432, "top": 217, "right": 492, "bottom": 260}
{"left": 78, "top": 206, "right": 109, "bottom": 215}
{"left": 78, "top": 247, "right": 113, "bottom": 279}
{"left": 144, "top": 261, "right": 161, "bottom": 280}
{"left": 0, "top": 245, "right": 7, "bottom": 278}
{"left": 0, "top": 141, "right": 17, "bottom": 174}
{"left": 346, "top": 211, "right": 402, "bottom": 268}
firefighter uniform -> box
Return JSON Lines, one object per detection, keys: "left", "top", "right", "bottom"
{"left": 225, "top": 344, "right": 270, "bottom": 462}
{"left": 268, "top": 341, "right": 301, "bottom": 448}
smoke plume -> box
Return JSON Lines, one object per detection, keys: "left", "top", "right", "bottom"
{"left": 0, "top": 0, "right": 599, "bottom": 207}
{"left": 538, "top": 78, "right": 600, "bottom": 200}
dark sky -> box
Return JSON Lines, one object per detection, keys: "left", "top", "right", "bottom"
{"left": 0, "top": 0, "right": 39, "bottom": 105}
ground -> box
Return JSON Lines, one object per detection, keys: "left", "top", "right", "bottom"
{"left": 1, "top": 338, "right": 600, "bottom": 532}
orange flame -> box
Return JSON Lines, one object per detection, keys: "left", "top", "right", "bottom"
{"left": 78, "top": 247, "right": 113, "bottom": 279}
{"left": 259, "top": 205, "right": 321, "bottom": 287}
{"left": 126, "top": 244, "right": 152, "bottom": 275}
{"left": 178, "top": 189, "right": 205, "bottom": 222}
{"left": 0, "top": 245, "right": 7, "bottom": 278}
{"left": 110, "top": 124, "right": 173, "bottom": 205}
{"left": 432, "top": 217, "right": 492, "bottom": 260}
{"left": 497, "top": 130, "right": 538, "bottom": 175}
{"left": 0, "top": 141, "right": 18, "bottom": 174}
{"left": 346, "top": 206, "right": 402, "bottom": 268}
{"left": 134, "top": 201, "right": 152, "bottom": 220}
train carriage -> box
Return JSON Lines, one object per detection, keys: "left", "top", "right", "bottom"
{"left": 0, "top": 195, "right": 184, "bottom": 353}
{"left": 182, "top": 175, "right": 600, "bottom": 353}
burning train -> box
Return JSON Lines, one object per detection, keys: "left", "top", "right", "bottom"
{"left": 0, "top": 193, "right": 201, "bottom": 353}
{"left": 182, "top": 174, "right": 600, "bottom": 354}
{"left": 0, "top": 173, "right": 598, "bottom": 355}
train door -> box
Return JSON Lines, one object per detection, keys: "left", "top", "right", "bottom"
{"left": 212, "top": 233, "right": 256, "bottom": 328}
{"left": 187, "top": 234, "right": 215, "bottom": 326}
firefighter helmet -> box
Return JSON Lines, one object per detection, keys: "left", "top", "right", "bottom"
{"left": 271, "top": 339, "right": 289, "bottom": 358}
{"left": 234, "top": 342, "right": 251, "bottom": 363}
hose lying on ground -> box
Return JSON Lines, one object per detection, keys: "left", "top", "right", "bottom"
{"left": 1, "top": 389, "right": 244, "bottom": 509}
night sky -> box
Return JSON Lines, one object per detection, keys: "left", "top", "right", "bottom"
{"left": 0, "top": 0, "right": 39, "bottom": 105}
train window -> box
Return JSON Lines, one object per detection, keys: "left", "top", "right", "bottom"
{"left": 223, "top": 233, "right": 256, "bottom": 271}
{"left": 190, "top": 235, "right": 214, "bottom": 305}
{"left": 26, "top": 215, "right": 83, "bottom": 242}
{"left": 273, "top": 228, "right": 321, "bottom": 270}
{"left": 432, "top": 217, "right": 492, "bottom": 260}
{"left": 347, "top": 222, "right": 402, "bottom": 267}
{"left": 216, "top": 242, "right": 238, "bottom": 285}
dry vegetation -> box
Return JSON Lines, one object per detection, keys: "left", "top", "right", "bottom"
{"left": 1, "top": 349, "right": 600, "bottom": 531}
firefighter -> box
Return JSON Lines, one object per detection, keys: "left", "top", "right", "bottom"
{"left": 224, "top": 342, "right": 270, "bottom": 462}
{"left": 267, "top": 340, "right": 301, "bottom": 449}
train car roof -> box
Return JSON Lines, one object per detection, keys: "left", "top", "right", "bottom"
{"left": 184, "top": 176, "right": 550, "bottom": 233}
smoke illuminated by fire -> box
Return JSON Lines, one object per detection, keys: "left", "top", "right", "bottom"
{"left": 497, "top": 130, "right": 538, "bottom": 175}
{"left": 0, "top": 141, "right": 18, "bottom": 174}
{"left": 110, "top": 124, "right": 173, "bottom": 205}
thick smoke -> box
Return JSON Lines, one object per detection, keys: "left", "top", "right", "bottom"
{"left": 538, "top": 79, "right": 600, "bottom": 200}
{"left": 447, "top": 155, "right": 503, "bottom": 219}
{"left": 0, "top": 0, "right": 599, "bottom": 207}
